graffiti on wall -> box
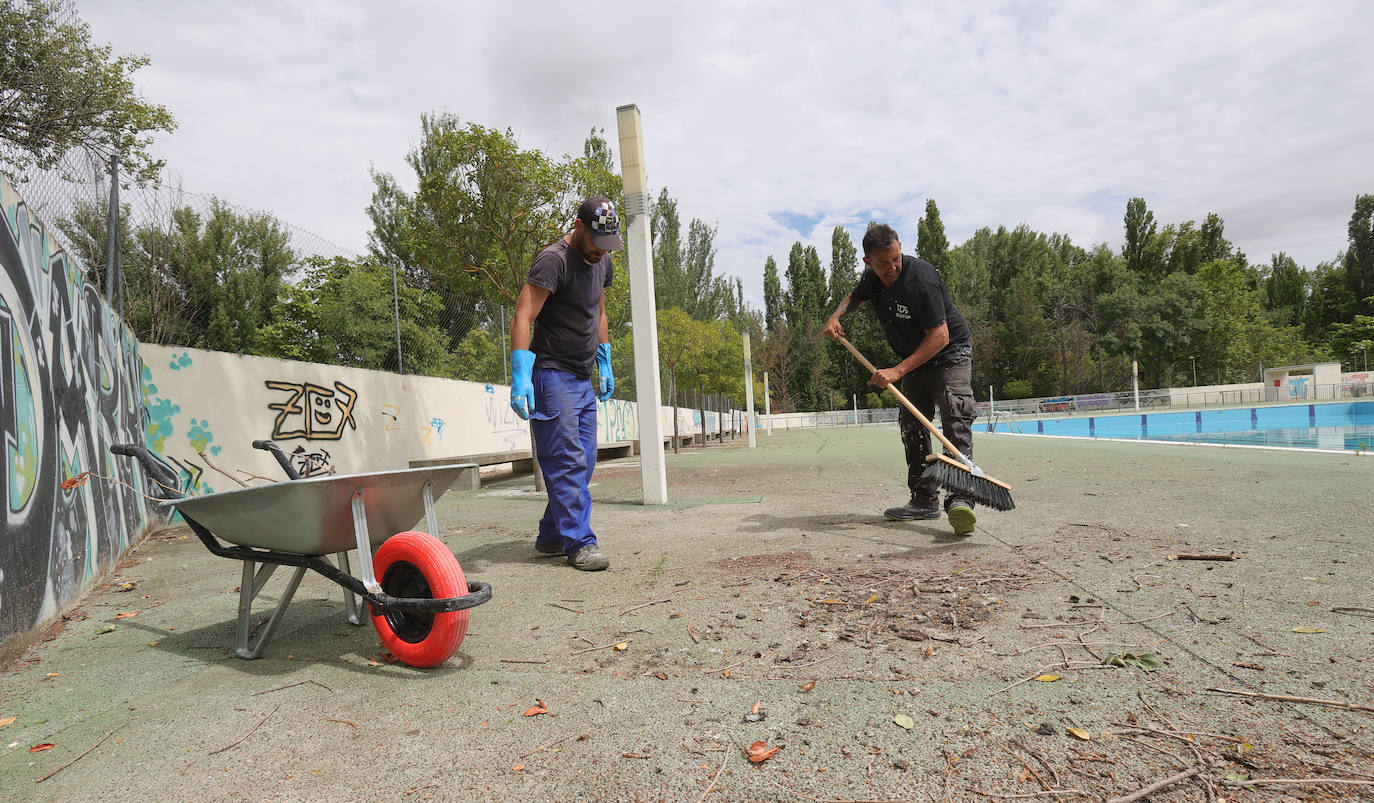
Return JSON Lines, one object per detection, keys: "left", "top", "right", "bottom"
{"left": 0, "top": 179, "right": 150, "bottom": 647}
{"left": 266, "top": 379, "right": 359, "bottom": 440}
{"left": 482, "top": 383, "right": 529, "bottom": 450}
{"left": 598, "top": 399, "right": 636, "bottom": 443}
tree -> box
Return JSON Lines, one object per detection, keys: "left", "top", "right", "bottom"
{"left": 650, "top": 187, "right": 684, "bottom": 309}
{"left": 60, "top": 195, "right": 296, "bottom": 352}
{"left": 1344, "top": 194, "right": 1374, "bottom": 315}
{"left": 826, "top": 225, "right": 858, "bottom": 310}
{"left": 0, "top": 0, "right": 174, "bottom": 184}
{"left": 1263, "top": 252, "right": 1305, "bottom": 325}
{"left": 681, "top": 218, "right": 730, "bottom": 320}
{"left": 1123, "top": 197, "right": 1162, "bottom": 281}
{"left": 916, "top": 199, "right": 950, "bottom": 273}
{"left": 258, "top": 256, "right": 456, "bottom": 375}
{"left": 762, "top": 256, "right": 782, "bottom": 331}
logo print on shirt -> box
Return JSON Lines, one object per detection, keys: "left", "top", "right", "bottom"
{"left": 894, "top": 302, "right": 911, "bottom": 320}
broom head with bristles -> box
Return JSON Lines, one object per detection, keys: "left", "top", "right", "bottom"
{"left": 925, "top": 454, "right": 1016, "bottom": 511}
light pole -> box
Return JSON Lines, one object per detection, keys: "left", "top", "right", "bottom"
{"left": 1190, "top": 355, "right": 1197, "bottom": 387}
{"left": 1363, "top": 345, "right": 1368, "bottom": 372}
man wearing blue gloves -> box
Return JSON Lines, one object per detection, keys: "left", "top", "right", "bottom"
{"left": 509, "top": 195, "right": 621, "bottom": 571}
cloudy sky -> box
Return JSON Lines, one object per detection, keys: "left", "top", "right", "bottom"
{"left": 80, "top": 0, "right": 1374, "bottom": 306}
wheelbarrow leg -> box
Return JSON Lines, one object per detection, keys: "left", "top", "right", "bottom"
{"left": 334, "top": 552, "right": 363, "bottom": 626}
{"left": 235, "top": 560, "right": 307, "bottom": 659}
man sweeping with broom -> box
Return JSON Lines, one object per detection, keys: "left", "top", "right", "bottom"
{"left": 823, "top": 223, "right": 989, "bottom": 536}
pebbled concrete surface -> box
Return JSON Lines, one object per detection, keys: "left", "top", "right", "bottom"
{"left": 2, "top": 426, "right": 1371, "bottom": 801}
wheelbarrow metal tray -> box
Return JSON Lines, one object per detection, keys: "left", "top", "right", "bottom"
{"left": 162, "top": 465, "right": 466, "bottom": 555}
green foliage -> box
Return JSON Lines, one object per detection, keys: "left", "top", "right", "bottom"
{"left": 916, "top": 199, "right": 950, "bottom": 273}
{"left": 1001, "top": 379, "right": 1034, "bottom": 399}
{"left": 62, "top": 197, "right": 297, "bottom": 353}
{"left": 0, "top": 0, "right": 175, "bottom": 184}
{"left": 1344, "top": 194, "right": 1374, "bottom": 316}
{"left": 762, "top": 256, "right": 782, "bottom": 330}
{"left": 257, "top": 256, "right": 456, "bottom": 376}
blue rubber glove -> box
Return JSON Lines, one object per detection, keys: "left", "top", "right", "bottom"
{"left": 595, "top": 342, "right": 614, "bottom": 402}
{"left": 510, "top": 349, "right": 535, "bottom": 420}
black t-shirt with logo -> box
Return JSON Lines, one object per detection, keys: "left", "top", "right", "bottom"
{"left": 528, "top": 238, "right": 614, "bottom": 378}
{"left": 851, "top": 254, "right": 970, "bottom": 362}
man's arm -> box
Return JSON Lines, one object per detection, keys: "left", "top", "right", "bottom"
{"left": 598, "top": 293, "right": 610, "bottom": 344}
{"left": 868, "top": 323, "right": 949, "bottom": 388}
{"left": 823, "top": 293, "right": 864, "bottom": 340}
{"left": 511, "top": 283, "right": 552, "bottom": 350}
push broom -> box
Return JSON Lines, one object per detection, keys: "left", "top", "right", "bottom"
{"left": 838, "top": 336, "right": 1015, "bottom": 511}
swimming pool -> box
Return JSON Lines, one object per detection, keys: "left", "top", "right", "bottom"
{"left": 991, "top": 401, "right": 1374, "bottom": 453}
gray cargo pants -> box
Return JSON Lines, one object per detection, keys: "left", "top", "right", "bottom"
{"left": 896, "top": 358, "right": 977, "bottom": 510}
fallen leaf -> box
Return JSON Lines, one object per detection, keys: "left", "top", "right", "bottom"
{"left": 1035, "top": 674, "right": 1061, "bottom": 682}
{"left": 723, "top": 669, "right": 732, "bottom": 678}
{"left": 751, "top": 701, "right": 762, "bottom": 715}
{"left": 893, "top": 714, "right": 915, "bottom": 730}
{"left": 115, "top": 611, "right": 138, "bottom": 619}
{"left": 865, "top": 595, "right": 879, "bottom": 603}
{"left": 30, "top": 743, "right": 55, "bottom": 752}
{"left": 746, "top": 740, "right": 782, "bottom": 763}
{"left": 799, "top": 681, "right": 816, "bottom": 692}
{"left": 45, "top": 673, "right": 59, "bottom": 678}
{"left": 512, "top": 764, "right": 526, "bottom": 772}
{"left": 522, "top": 699, "right": 549, "bottom": 717}
{"left": 60, "top": 472, "right": 89, "bottom": 490}
{"left": 1018, "top": 768, "right": 1036, "bottom": 783}
{"left": 1292, "top": 627, "right": 1326, "bottom": 633}
{"left": 613, "top": 642, "right": 628, "bottom": 651}
{"left": 623, "top": 752, "right": 649, "bottom": 759}
{"left": 869, "top": 747, "right": 882, "bottom": 754}
{"left": 922, "top": 645, "right": 937, "bottom": 659}
{"left": 1102, "top": 652, "right": 1163, "bottom": 671}
{"left": 653, "top": 672, "right": 667, "bottom": 680}
{"left": 0, "top": 717, "right": 14, "bottom": 728}
{"left": 95, "top": 626, "right": 115, "bottom": 635}
{"left": 1067, "top": 727, "right": 1092, "bottom": 740}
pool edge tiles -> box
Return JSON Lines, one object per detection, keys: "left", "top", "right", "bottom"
{"left": 990, "top": 400, "right": 1374, "bottom": 454}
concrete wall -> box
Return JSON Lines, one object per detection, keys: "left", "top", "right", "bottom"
{"left": 140, "top": 344, "right": 716, "bottom": 488}
{"left": 1, "top": 177, "right": 152, "bottom": 651}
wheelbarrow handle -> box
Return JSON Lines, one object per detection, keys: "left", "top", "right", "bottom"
{"left": 109, "top": 443, "right": 183, "bottom": 500}
{"left": 252, "top": 439, "right": 301, "bottom": 480}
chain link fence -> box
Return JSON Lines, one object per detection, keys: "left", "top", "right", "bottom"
{"left": 6, "top": 140, "right": 492, "bottom": 378}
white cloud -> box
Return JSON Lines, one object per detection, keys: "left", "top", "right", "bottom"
{"left": 77, "top": 0, "right": 1374, "bottom": 306}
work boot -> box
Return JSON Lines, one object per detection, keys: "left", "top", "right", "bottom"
{"left": 947, "top": 500, "right": 977, "bottom": 536}
{"left": 883, "top": 497, "right": 942, "bottom": 522}
{"left": 569, "top": 544, "right": 610, "bottom": 571}
{"left": 534, "top": 539, "right": 563, "bottom": 556}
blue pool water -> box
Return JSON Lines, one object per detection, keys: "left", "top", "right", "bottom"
{"left": 995, "top": 401, "right": 1374, "bottom": 453}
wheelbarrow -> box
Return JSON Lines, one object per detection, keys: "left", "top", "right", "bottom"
{"left": 111, "top": 440, "right": 491, "bottom": 668}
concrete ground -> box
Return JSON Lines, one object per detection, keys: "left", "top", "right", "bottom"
{"left": 2, "top": 426, "right": 1372, "bottom": 802}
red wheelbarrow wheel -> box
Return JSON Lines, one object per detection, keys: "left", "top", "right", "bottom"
{"left": 368, "top": 531, "right": 469, "bottom": 668}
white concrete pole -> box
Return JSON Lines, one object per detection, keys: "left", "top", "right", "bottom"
{"left": 743, "top": 332, "right": 756, "bottom": 448}
{"left": 763, "top": 370, "right": 773, "bottom": 436}
{"left": 1132, "top": 358, "right": 1140, "bottom": 411}
{"left": 616, "top": 104, "right": 668, "bottom": 505}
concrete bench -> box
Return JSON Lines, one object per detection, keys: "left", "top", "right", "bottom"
{"left": 409, "top": 440, "right": 650, "bottom": 490}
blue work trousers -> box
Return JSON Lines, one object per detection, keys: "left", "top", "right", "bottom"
{"left": 530, "top": 367, "right": 599, "bottom": 555}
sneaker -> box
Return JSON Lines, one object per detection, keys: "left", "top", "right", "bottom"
{"left": 947, "top": 503, "right": 977, "bottom": 536}
{"left": 883, "top": 498, "right": 942, "bottom": 522}
{"left": 535, "top": 540, "right": 564, "bottom": 556}
{"left": 569, "top": 544, "right": 610, "bottom": 571}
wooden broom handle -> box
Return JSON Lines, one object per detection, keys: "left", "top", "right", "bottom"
{"left": 837, "top": 336, "right": 966, "bottom": 460}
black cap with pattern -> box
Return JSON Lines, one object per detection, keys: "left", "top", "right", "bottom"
{"left": 577, "top": 195, "right": 624, "bottom": 250}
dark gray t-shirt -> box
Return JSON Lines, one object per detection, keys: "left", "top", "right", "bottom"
{"left": 851, "top": 254, "right": 970, "bottom": 363}
{"left": 528, "top": 238, "right": 614, "bottom": 378}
